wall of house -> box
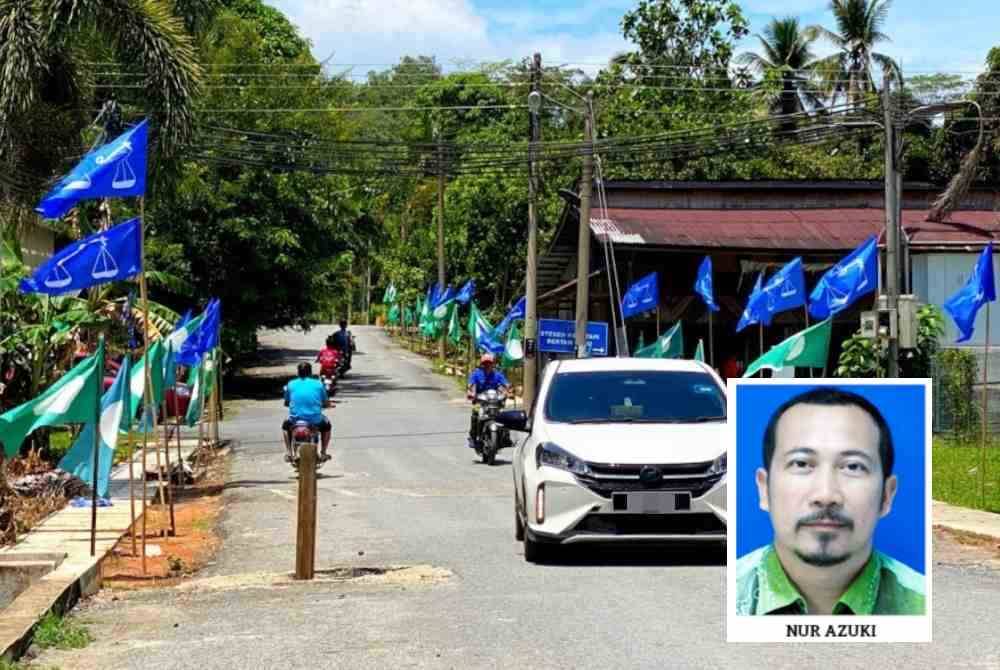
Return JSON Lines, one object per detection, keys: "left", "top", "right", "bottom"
{"left": 19, "top": 222, "right": 54, "bottom": 270}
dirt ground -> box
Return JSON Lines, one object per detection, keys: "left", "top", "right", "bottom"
{"left": 934, "top": 525, "right": 1000, "bottom": 568}
{"left": 98, "top": 446, "right": 229, "bottom": 588}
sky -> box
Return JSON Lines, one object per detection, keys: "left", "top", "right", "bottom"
{"left": 268, "top": 0, "right": 998, "bottom": 77}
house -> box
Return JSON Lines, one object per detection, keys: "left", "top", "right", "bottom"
{"left": 539, "top": 180, "right": 1000, "bottom": 366}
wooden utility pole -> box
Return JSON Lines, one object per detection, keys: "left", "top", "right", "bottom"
{"left": 575, "top": 92, "right": 595, "bottom": 356}
{"left": 437, "top": 133, "right": 447, "bottom": 361}
{"left": 883, "top": 71, "right": 901, "bottom": 377}
{"left": 295, "top": 444, "right": 318, "bottom": 580}
{"left": 524, "top": 52, "right": 541, "bottom": 410}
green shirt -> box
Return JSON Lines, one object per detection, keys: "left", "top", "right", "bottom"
{"left": 736, "top": 545, "right": 925, "bottom": 615}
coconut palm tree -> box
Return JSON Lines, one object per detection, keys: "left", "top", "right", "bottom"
{"left": 812, "top": 0, "right": 901, "bottom": 105}
{"left": 0, "top": 0, "right": 202, "bottom": 175}
{"left": 738, "top": 17, "right": 823, "bottom": 118}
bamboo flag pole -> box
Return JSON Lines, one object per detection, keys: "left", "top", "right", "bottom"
{"left": 708, "top": 309, "right": 714, "bottom": 368}
{"left": 804, "top": 307, "right": 812, "bottom": 378}
{"left": 174, "top": 375, "right": 183, "bottom": 490}
{"left": 138, "top": 198, "right": 151, "bottom": 573}
{"left": 982, "top": 302, "right": 990, "bottom": 509}
{"left": 161, "top": 391, "right": 176, "bottom": 537}
{"left": 89, "top": 337, "right": 104, "bottom": 557}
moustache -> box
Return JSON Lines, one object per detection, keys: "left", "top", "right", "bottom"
{"left": 796, "top": 509, "right": 854, "bottom": 531}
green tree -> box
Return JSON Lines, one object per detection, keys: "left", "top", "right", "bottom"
{"left": 812, "top": 0, "right": 900, "bottom": 105}
{"left": 738, "top": 17, "right": 823, "bottom": 119}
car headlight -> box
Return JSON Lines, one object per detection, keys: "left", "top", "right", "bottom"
{"left": 707, "top": 451, "right": 727, "bottom": 476}
{"left": 535, "top": 442, "right": 591, "bottom": 476}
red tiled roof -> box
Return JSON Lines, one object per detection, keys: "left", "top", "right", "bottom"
{"left": 589, "top": 208, "right": 1000, "bottom": 250}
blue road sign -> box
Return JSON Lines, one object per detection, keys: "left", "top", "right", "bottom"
{"left": 538, "top": 319, "right": 609, "bottom": 356}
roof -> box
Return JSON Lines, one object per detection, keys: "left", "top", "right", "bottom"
{"left": 600, "top": 180, "right": 945, "bottom": 192}
{"left": 590, "top": 208, "right": 1000, "bottom": 251}
{"left": 552, "top": 358, "right": 712, "bottom": 374}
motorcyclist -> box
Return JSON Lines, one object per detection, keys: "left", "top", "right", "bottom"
{"left": 282, "top": 362, "right": 332, "bottom": 462}
{"left": 466, "top": 353, "right": 512, "bottom": 449}
{"left": 331, "top": 319, "right": 352, "bottom": 371}
{"left": 316, "top": 335, "right": 342, "bottom": 379}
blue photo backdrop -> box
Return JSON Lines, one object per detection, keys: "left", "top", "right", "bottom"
{"left": 735, "top": 383, "right": 926, "bottom": 574}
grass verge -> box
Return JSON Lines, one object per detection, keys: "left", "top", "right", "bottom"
{"left": 32, "top": 612, "right": 92, "bottom": 651}
{"left": 933, "top": 437, "right": 1000, "bottom": 513}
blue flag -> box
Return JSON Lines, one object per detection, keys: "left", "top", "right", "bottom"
{"left": 760, "top": 257, "right": 806, "bottom": 325}
{"left": 19, "top": 218, "right": 142, "bottom": 296}
{"left": 477, "top": 331, "right": 506, "bottom": 355}
{"left": 36, "top": 120, "right": 148, "bottom": 220}
{"left": 809, "top": 236, "right": 878, "bottom": 319}
{"left": 58, "top": 356, "right": 131, "bottom": 498}
{"left": 494, "top": 296, "right": 526, "bottom": 336}
{"left": 736, "top": 273, "right": 766, "bottom": 333}
{"left": 455, "top": 280, "right": 476, "bottom": 305}
{"left": 177, "top": 299, "right": 221, "bottom": 366}
{"left": 944, "top": 242, "right": 996, "bottom": 343}
{"left": 428, "top": 283, "right": 440, "bottom": 307}
{"left": 695, "top": 256, "right": 719, "bottom": 312}
{"left": 434, "top": 285, "right": 455, "bottom": 308}
{"left": 621, "top": 272, "right": 659, "bottom": 320}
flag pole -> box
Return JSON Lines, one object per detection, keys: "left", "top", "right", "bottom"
{"left": 128, "top": 424, "right": 136, "bottom": 556}
{"left": 161, "top": 390, "right": 176, "bottom": 537}
{"left": 708, "top": 309, "right": 714, "bottom": 368}
{"left": 804, "top": 307, "right": 812, "bottom": 378}
{"left": 982, "top": 302, "right": 990, "bottom": 509}
{"left": 139, "top": 197, "right": 150, "bottom": 573}
{"left": 90, "top": 337, "right": 104, "bottom": 557}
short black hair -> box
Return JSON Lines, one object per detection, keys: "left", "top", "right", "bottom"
{"left": 762, "top": 387, "right": 894, "bottom": 479}
{"left": 325, "top": 335, "right": 336, "bottom": 348}
{"left": 339, "top": 320, "right": 348, "bottom": 328}
{"left": 297, "top": 362, "right": 312, "bottom": 378}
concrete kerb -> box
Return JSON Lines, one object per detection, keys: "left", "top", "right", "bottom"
{"left": 932, "top": 500, "right": 1000, "bottom": 543}
{"left": 0, "top": 436, "right": 209, "bottom": 662}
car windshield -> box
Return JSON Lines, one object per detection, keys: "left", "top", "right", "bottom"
{"left": 544, "top": 370, "right": 726, "bottom": 424}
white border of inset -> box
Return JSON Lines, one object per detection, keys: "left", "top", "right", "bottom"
{"left": 725, "top": 377, "right": 932, "bottom": 643}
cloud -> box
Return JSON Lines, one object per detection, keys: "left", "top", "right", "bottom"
{"left": 268, "top": 0, "right": 628, "bottom": 73}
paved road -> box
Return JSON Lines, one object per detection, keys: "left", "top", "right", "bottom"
{"left": 36, "top": 327, "right": 1000, "bottom": 669}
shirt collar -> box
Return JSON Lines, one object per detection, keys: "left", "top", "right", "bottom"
{"left": 756, "top": 545, "right": 881, "bottom": 615}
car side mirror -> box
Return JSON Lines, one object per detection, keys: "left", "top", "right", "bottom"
{"left": 497, "top": 409, "right": 530, "bottom": 432}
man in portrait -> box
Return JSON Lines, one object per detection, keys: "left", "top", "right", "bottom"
{"left": 736, "top": 387, "right": 925, "bottom": 615}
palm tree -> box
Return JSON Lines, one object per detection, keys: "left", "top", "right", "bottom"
{"left": 738, "top": 17, "right": 823, "bottom": 118}
{"left": 812, "top": 0, "right": 901, "bottom": 105}
{"left": 0, "top": 0, "right": 202, "bottom": 175}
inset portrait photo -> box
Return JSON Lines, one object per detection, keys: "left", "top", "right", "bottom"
{"left": 726, "top": 379, "right": 931, "bottom": 643}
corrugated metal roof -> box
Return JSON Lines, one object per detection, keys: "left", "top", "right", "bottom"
{"left": 590, "top": 208, "right": 1000, "bottom": 250}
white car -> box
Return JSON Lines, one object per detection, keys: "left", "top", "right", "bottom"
{"left": 500, "top": 357, "right": 727, "bottom": 562}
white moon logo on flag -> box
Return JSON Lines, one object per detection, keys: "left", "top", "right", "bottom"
{"left": 788, "top": 335, "right": 806, "bottom": 361}
{"left": 100, "top": 400, "right": 123, "bottom": 447}
{"left": 33, "top": 375, "right": 87, "bottom": 416}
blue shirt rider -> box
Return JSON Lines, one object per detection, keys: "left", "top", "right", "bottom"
{"left": 282, "top": 362, "right": 332, "bottom": 463}
{"left": 466, "top": 353, "right": 512, "bottom": 447}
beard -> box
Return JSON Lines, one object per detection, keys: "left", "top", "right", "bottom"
{"left": 794, "top": 544, "right": 851, "bottom": 567}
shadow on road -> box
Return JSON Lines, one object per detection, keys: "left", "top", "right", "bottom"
{"left": 536, "top": 542, "right": 726, "bottom": 568}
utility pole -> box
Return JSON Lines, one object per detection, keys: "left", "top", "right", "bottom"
{"left": 883, "top": 71, "right": 900, "bottom": 377}
{"left": 574, "top": 91, "right": 594, "bottom": 356}
{"left": 524, "top": 53, "right": 541, "bottom": 410}
{"left": 437, "top": 132, "right": 447, "bottom": 361}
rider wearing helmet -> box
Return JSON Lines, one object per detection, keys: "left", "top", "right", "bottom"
{"left": 466, "top": 353, "right": 512, "bottom": 448}
{"left": 282, "top": 362, "right": 332, "bottom": 462}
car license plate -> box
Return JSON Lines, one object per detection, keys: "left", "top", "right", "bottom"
{"left": 615, "top": 492, "right": 690, "bottom": 513}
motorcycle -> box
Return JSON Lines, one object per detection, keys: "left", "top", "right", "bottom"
{"left": 473, "top": 389, "right": 512, "bottom": 465}
{"left": 287, "top": 420, "right": 326, "bottom": 472}
{"left": 320, "top": 370, "right": 337, "bottom": 396}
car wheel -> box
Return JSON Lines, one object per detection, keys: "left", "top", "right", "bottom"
{"left": 523, "top": 531, "right": 550, "bottom": 564}
{"left": 514, "top": 505, "right": 525, "bottom": 541}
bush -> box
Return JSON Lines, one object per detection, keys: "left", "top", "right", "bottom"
{"left": 935, "top": 348, "right": 980, "bottom": 439}
{"left": 33, "top": 612, "right": 92, "bottom": 650}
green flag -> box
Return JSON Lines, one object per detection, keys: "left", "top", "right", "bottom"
{"left": 467, "top": 301, "right": 493, "bottom": 342}
{"left": 633, "top": 331, "right": 645, "bottom": 356}
{"left": 387, "top": 304, "right": 400, "bottom": 324}
{"left": 432, "top": 297, "right": 454, "bottom": 322}
{"left": 743, "top": 318, "right": 832, "bottom": 378}
{"left": 694, "top": 339, "right": 705, "bottom": 362}
{"left": 448, "top": 302, "right": 462, "bottom": 345}
{"left": 501, "top": 321, "right": 524, "bottom": 368}
{"left": 127, "top": 340, "right": 166, "bottom": 427}
{"left": 0, "top": 339, "right": 104, "bottom": 457}
{"left": 185, "top": 349, "right": 219, "bottom": 427}
{"left": 634, "top": 322, "right": 683, "bottom": 359}
{"left": 383, "top": 283, "right": 397, "bottom": 304}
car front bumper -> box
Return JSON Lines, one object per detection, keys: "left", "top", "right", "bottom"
{"left": 525, "top": 467, "right": 727, "bottom": 544}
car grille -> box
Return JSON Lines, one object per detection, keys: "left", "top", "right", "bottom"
{"left": 573, "top": 513, "right": 725, "bottom": 536}
{"left": 575, "top": 460, "right": 722, "bottom": 499}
